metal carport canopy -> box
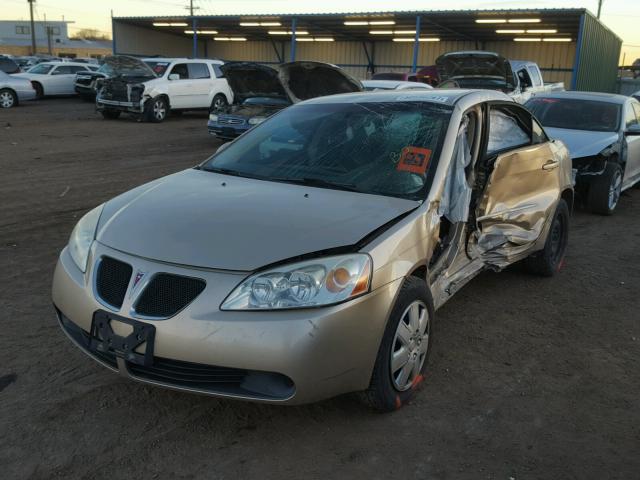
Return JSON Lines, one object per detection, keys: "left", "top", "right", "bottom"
{"left": 112, "top": 8, "right": 587, "bottom": 72}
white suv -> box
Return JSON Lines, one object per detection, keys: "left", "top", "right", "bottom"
{"left": 96, "top": 56, "right": 233, "bottom": 122}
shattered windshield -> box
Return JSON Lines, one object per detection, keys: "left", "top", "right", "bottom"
{"left": 525, "top": 98, "right": 621, "bottom": 132}
{"left": 203, "top": 102, "right": 452, "bottom": 200}
{"left": 104, "top": 57, "right": 158, "bottom": 78}
{"left": 144, "top": 61, "right": 170, "bottom": 76}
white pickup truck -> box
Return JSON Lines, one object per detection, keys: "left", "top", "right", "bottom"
{"left": 436, "top": 51, "right": 564, "bottom": 104}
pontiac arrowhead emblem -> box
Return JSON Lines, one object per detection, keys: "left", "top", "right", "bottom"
{"left": 133, "top": 271, "right": 145, "bottom": 288}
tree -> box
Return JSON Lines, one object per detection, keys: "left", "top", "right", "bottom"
{"left": 69, "top": 28, "right": 111, "bottom": 41}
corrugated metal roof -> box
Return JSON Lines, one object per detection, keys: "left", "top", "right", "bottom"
{"left": 113, "top": 8, "right": 603, "bottom": 43}
{"left": 114, "top": 8, "right": 590, "bottom": 20}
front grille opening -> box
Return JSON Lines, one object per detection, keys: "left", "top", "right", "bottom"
{"left": 96, "top": 256, "right": 133, "bottom": 309}
{"left": 135, "top": 273, "right": 206, "bottom": 318}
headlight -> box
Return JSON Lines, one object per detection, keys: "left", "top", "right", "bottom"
{"left": 209, "top": 113, "right": 218, "bottom": 122}
{"left": 248, "top": 116, "right": 266, "bottom": 125}
{"left": 221, "top": 254, "right": 372, "bottom": 310}
{"left": 68, "top": 204, "right": 103, "bottom": 273}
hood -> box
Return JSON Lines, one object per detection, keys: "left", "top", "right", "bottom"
{"left": 221, "top": 61, "right": 362, "bottom": 105}
{"left": 225, "top": 103, "right": 286, "bottom": 118}
{"left": 544, "top": 127, "right": 619, "bottom": 159}
{"left": 278, "top": 61, "right": 363, "bottom": 103}
{"left": 221, "top": 62, "right": 288, "bottom": 104}
{"left": 96, "top": 169, "right": 419, "bottom": 271}
{"left": 436, "top": 51, "right": 515, "bottom": 89}
{"left": 102, "top": 55, "right": 157, "bottom": 78}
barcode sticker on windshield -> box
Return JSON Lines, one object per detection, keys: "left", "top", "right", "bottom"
{"left": 397, "top": 147, "right": 431, "bottom": 175}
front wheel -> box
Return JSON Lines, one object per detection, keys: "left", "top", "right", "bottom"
{"left": 0, "top": 88, "right": 17, "bottom": 108}
{"left": 144, "top": 96, "right": 169, "bottom": 123}
{"left": 587, "top": 162, "right": 623, "bottom": 215}
{"left": 524, "top": 199, "right": 569, "bottom": 277}
{"left": 361, "top": 276, "right": 434, "bottom": 412}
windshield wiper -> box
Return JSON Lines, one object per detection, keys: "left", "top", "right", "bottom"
{"left": 203, "top": 166, "right": 264, "bottom": 180}
{"left": 273, "top": 177, "right": 361, "bottom": 193}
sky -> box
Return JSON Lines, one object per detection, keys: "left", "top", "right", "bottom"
{"left": 3, "top": 0, "right": 640, "bottom": 62}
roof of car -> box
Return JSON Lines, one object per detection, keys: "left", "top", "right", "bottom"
{"left": 530, "top": 91, "right": 631, "bottom": 104}
{"left": 37, "top": 61, "right": 95, "bottom": 67}
{"left": 301, "top": 88, "right": 511, "bottom": 106}
{"left": 362, "top": 80, "right": 432, "bottom": 89}
{"left": 141, "top": 57, "right": 223, "bottom": 64}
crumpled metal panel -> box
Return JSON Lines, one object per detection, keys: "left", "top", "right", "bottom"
{"left": 475, "top": 143, "right": 561, "bottom": 267}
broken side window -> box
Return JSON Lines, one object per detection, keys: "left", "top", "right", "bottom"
{"left": 487, "top": 109, "right": 530, "bottom": 155}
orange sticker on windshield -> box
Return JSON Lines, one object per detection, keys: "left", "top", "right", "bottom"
{"left": 397, "top": 147, "right": 431, "bottom": 175}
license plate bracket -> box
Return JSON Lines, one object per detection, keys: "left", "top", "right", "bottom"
{"left": 90, "top": 310, "right": 156, "bottom": 367}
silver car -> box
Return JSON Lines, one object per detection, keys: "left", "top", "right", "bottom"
{"left": 0, "top": 70, "right": 36, "bottom": 108}
{"left": 526, "top": 92, "right": 640, "bottom": 215}
{"left": 53, "top": 90, "right": 572, "bottom": 411}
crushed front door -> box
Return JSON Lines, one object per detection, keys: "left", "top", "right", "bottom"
{"left": 475, "top": 141, "right": 562, "bottom": 267}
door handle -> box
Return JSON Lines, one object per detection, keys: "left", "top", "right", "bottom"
{"left": 542, "top": 159, "right": 559, "bottom": 171}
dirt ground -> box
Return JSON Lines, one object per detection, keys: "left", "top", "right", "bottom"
{"left": 1, "top": 98, "right": 639, "bottom": 480}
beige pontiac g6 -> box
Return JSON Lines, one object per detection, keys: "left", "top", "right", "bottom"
{"left": 53, "top": 90, "right": 572, "bottom": 411}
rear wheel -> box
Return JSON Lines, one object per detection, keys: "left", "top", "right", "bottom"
{"left": 0, "top": 88, "right": 17, "bottom": 108}
{"left": 101, "top": 109, "right": 121, "bottom": 120}
{"left": 587, "top": 162, "right": 623, "bottom": 215}
{"left": 211, "top": 93, "right": 228, "bottom": 112}
{"left": 524, "top": 199, "right": 569, "bottom": 277}
{"left": 361, "top": 276, "right": 434, "bottom": 412}
{"left": 144, "top": 96, "right": 169, "bottom": 123}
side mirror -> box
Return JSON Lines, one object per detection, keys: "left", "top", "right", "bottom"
{"left": 168, "top": 73, "right": 180, "bottom": 81}
{"left": 216, "top": 142, "right": 231, "bottom": 154}
{"left": 625, "top": 125, "right": 640, "bottom": 136}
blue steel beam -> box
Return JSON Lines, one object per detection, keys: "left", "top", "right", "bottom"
{"left": 571, "top": 13, "right": 585, "bottom": 90}
{"left": 412, "top": 15, "right": 421, "bottom": 73}
{"left": 290, "top": 17, "right": 297, "bottom": 62}
{"left": 192, "top": 17, "right": 198, "bottom": 57}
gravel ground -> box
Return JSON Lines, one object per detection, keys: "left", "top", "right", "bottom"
{"left": 1, "top": 98, "right": 639, "bottom": 480}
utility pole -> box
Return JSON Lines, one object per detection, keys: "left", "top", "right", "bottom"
{"left": 28, "top": 0, "right": 37, "bottom": 55}
{"left": 597, "top": 0, "right": 603, "bottom": 19}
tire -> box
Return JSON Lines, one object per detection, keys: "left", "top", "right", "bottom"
{"left": 524, "top": 199, "right": 569, "bottom": 277}
{"left": 211, "top": 93, "right": 228, "bottom": 112}
{"left": 80, "top": 94, "right": 94, "bottom": 102}
{"left": 0, "top": 88, "right": 17, "bottom": 108}
{"left": 101, "top": 109, "right": 121, "bottom": 120}
{"left": 32, "top": 82, "right": 43, "bottom": 99}
{"left": 361, "top": 276, "right": 434, "bottom": 412}
{"left": 587, "top": 162, "right": 623, "bottom": 215}
{"left": 143, "top": 96, "right": 169, "bottom": 123}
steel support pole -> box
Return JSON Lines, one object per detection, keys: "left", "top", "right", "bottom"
{"left": 290, "top": 18, "right": 297, "bottom": 62}
{"left": 412, "top": 16, "right": 422, "bottom": 73}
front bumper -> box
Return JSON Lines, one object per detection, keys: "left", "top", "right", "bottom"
{"left": 52, "top": 243, "right": 401, "bottom": 404}
{"left": 16, "top": 88, "right": 36, "bottom": 102}
{"left": 207, "top": 120, "right": 250, "bottom": 139}
{"left": 75, "top": 84, "right": 95, "bottom": 96}
{"left": 96, "top": 98, "right": 144, "bottom": 113}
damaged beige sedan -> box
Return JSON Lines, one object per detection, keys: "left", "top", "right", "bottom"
{"left": 53, "top": 90, "right": 572, "bottom": 411}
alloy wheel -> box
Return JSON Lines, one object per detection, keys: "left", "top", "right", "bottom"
{"left": 0, "top": 91, "right": 15, "bottom": 108}
{"left": 154, "top": 100, "right": 166, "bottom": 121}
{"left": 390, "top": 300, "right": 430, "bottom": 391}
{"left": 608, "top": 168, "right": 622, "bottom": 210}
{"left": 213, "top": 96, "right": 226, "bottom": 110}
